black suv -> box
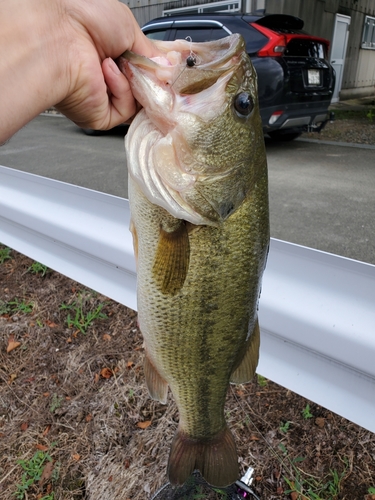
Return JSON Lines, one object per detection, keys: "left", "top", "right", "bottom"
{"left": 142, "top": 13, "right": 336, "bottom": 141}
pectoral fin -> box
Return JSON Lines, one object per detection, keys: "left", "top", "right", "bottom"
{"left": 152, "top": 221, "right": 190, "bottom": 296}
{"left": 230, "top": 319, "right": 260, "bottom": 384}
{"left": 144, "top": 354, "right": 168, "bottom": 404}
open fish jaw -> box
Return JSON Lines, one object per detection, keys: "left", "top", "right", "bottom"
{"left": 120, "top": 34, "right": 260, "bottom": 225}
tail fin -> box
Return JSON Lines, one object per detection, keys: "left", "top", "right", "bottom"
{"left": 167, "top": 426, "right": 238, "bottom": 488}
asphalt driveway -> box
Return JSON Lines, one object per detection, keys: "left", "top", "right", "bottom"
{"left": 1, "top": 114, "right": 374, "bottom": 264}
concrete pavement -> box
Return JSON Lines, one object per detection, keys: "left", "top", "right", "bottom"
{"left": 1, "top": 114, "right": 374, "bottom": 265}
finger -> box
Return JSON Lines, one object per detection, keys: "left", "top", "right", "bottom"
{"left": 102, "top": 57, "right": 138, "bottom": 128}
{"left": 71, "top": 0, "right": 158, "bottom": 60}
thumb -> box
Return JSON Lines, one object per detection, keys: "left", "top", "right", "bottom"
{"left": 102, "top": 57, "right": 138, "bottom": 128}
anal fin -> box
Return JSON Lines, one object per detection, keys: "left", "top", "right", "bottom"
{"left": 168, "top": 426, "right": 238, "bottom": 487}
{"left": 144, "top": 354, "right": 168, "bottom": 404}
{"left": 152, "top": 221, "right": 190, "bottom": 296}
{"left": 230, "top": 319, "right": 260, "bottom": 384}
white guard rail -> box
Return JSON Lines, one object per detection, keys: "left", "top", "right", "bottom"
{"left": 0, "top": 165, "right": 374, "bottom": 434}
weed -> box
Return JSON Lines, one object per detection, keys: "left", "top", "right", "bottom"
{"left": 0, "top": 298, "right": 34, "bottom": 315}
{"left": 15, "top": 450, "right": 53, "bottom": 499}
{"left": 368, "top": 487, "right": 375, "bottom": 494}
{"left": 280, "top": 421, "right": 291, "bottom": 433}
{"left": 191, "top": 490, "right": 206, "bottom": 499}
{"left": 27, "top": 261, "right": 49, "bottom": 277}
{"left": 278, "top": 443, "right": 288, "bottom": 455}
{"left": 192, "top": 491, "right": 206, "bottom": 499}
{"left": 0, "top": 300, "right": 11, "bottom": 315}
{"left": 212, "top": 487, "right": 230, "bottom": 498}
{"left": 59, "top": 290, "right": 107, "bottom": 334}
{"left": 302, "top": 404, "right": 314, "bottom": 419}
{"left": 367, "top": 109, "right": 374, "bottom": 122}
{"left": 256, "top": 374, "right": 268, "bottom": 387}
{"left": 50, "top": 394, "right": 63, "bottom": 413}
{"left": 0, "top": 246, "right": 12, "bottom": 264}
{"left": 8, "top": 298, "right": 34, "bottom": 314}
{"left": 333, "top": 109, "right": 370, "bottom": 121}
{"left": 283, "top": 455, "right": 348, "bottom": 499}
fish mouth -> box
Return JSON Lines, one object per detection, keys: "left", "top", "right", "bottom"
{"left": 121, "top": 33, "right": 255, "bottom": 226}
{"left": 122, "top": 34, "right": 244, "bottom": 70}
{"left": 119, "top": 34, "right": 246, "bottom": 94}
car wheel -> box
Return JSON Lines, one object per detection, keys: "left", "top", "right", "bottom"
{"left": 81, "top": 128, "right": 105, "bottom": 136}
{"left": 268, "top": 131, "right": 302, "bottom": 141}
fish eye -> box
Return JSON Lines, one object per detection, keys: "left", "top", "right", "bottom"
{"left": 234, "top": 92, "right": 254, "bottom": 117}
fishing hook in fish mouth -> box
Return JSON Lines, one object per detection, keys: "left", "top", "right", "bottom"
{"left": 170, "top": 36, "right": 200, "bottom": 88}
{"left": 185, "top": 36, "right": 201, "bottom": 67}
{"left": 186, "top": 55, "right": 196, "bottom": 67}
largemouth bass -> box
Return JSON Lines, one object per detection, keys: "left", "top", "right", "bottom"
{"left": 118, "top": 34, "right": 269, "bottom": 488}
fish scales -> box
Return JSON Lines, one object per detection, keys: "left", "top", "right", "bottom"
{"left": 131, "top": 177, "right": 268, "bottom": 432}
{"left": 119, "top": 33, "right": 269, "bottom": 488}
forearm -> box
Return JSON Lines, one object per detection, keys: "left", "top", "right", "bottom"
{"left": 0, "top": 0, "right": 67, "bottom": 144}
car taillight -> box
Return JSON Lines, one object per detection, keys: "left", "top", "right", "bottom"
{"left": 251, "top": 23, "right": 286, "bottom": 56}
{"left": 251, "top": 23, "right": 330, "bottom": 58}
{"left": 269, "top": 111, "right": 284, "bottom": 125}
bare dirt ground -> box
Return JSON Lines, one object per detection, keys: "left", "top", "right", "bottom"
{"left": 1, "top": 109, "right": 375, "bottom": 500}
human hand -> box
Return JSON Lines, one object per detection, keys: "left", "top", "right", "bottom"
{"left": 0, "top": 0, "right": 157, "bottom": 143}
{"left": 54, "top": 0, "right": 158, "bottom": 130}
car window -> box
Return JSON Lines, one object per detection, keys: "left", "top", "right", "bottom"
{"left": 173, "top": 27, "right": 229, "bottom": 42}
{"left": 145, "top": 29, "right": 168, "bottom": 40}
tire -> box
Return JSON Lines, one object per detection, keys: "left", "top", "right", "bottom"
{"left": 268, "top": 131, "right": 302, "bottom": 141}
{"left": 81, "top": 128, "right": 104, "bottom": 136}
{"left": 81, "top": 125, "right": 129, "bottom": 136}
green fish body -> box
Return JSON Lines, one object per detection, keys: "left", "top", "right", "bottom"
{"left": 119, "top": 34, "right": 269, "bottom": 487}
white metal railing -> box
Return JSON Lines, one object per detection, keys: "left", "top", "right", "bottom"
{"left": 1, "top": 165, "right": 374, "bottom": 434}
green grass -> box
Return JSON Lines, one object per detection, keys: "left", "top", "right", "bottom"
{"left": 59, "top": 290, "right": 107, "bottom": 334}
{"left": 15, "top": 450, "right": 57, "bottom": 499}
{"left": 27, "top": 261, "right": 49, "bottom": 277}
{"left": 0, "top": 246, "right": 12, "bottom": 264}
{"left": 50, "top": 393, "right": 63, "bottom": 413}
{"left": 332, "top": 109, "right": 373, "bottom": 121}
{"left": 279, "top": 421, "right": 291, "bottom": 433}
{"left": 256, "top": 374, "right": 268, "bottom": 387}
{"left": 0, "top": 298, "right": 34, "bottom": 316}
{"left": 302, "top": 404, "right": 314, "bottom": 420}
{"left": 280, "top": 444, "right": 349, "bottom": 500}
{"left": 284, "top": 467, "right": 347, "bottom": 499}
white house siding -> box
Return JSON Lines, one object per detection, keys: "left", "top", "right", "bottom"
{"left": 265, "top": 0, "right": 375, "bottom": 98}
